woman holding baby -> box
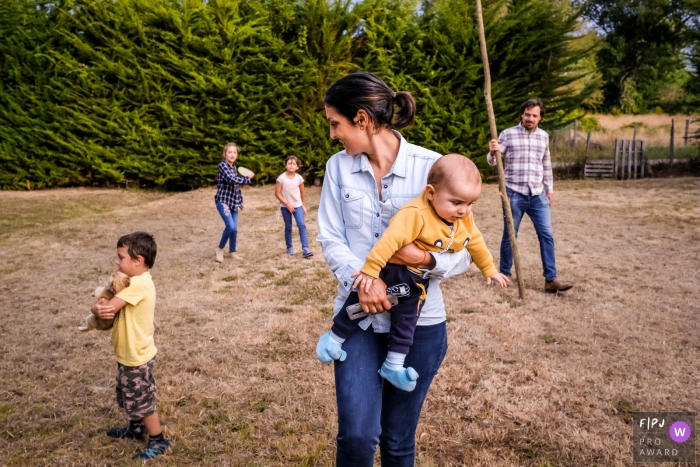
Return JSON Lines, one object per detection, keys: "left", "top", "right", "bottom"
{"left": 316, "top": 72, "right": 473, "bottom": 466}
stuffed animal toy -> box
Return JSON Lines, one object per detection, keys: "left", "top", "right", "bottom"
{"left": 78, "top": 271, "right": 130, "bottom": 331}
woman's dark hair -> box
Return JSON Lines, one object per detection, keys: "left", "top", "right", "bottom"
{"left": 324, "top": 72, "right": 416, "bottom": 130}
{"left": 520, "top": 98, "right": 546, "bottom": 119}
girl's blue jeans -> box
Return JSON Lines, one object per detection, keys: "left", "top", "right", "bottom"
{"left": 280, "top": 206, "right": 309, "bottom": 249}
{"left": 216, "top": 202, "right": 239, "bottom": 252}
{"left": 333, "top": 322, "right": 448, "bottom": 467}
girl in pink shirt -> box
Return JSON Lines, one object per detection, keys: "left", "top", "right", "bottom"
{"left": 275, "top": 155, "right": 314, "bottom": 258}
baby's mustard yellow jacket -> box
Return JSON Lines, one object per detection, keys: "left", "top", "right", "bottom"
{"left": 361, "top": 187, "right": 498, "bottom": 279}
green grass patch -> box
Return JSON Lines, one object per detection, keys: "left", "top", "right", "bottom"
{"left": 538, "top": 334, "right": 556, "bottom": 344}
{"left": 249, "top": 399, "right": 269, "bottom": 413}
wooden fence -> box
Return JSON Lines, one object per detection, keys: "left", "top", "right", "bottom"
{"left": 584, "top": 139, "right": 646, "bottom": 180}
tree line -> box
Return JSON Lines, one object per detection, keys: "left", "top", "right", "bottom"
{"left": 0, "top": 0, "right": 673, "bottom": 189}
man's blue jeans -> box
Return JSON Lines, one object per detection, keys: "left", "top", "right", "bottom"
{"left": 280, "top": 206, "right": 309, "bottom": 250}
{"left": 500, "top": 188, "right": 557, "bottom": 282}
{"left": 216, "top": 202, "right": 239, "bottom": 252}
{"left": 334, "top": 322, "right": 448, "bottom": 467}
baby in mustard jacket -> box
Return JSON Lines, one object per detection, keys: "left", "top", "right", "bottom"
{"left": 317, "top": 154, "right": 509, "bottom": 391}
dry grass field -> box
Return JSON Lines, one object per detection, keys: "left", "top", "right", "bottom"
{"left": 550, "top": 114, "right": 699, "bottom": 163}
{"left": 593, "top": 114, "right": 698, "bottom": 146}
{"left": 1, "top": 178, "right": 699, "bottom": 466}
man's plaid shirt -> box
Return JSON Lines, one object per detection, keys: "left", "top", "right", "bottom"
{"left": 215, "top": 161, "right": 251, "bottom": 210}
{"left": 486, "top": 123, "right": 553, "bottom": 196}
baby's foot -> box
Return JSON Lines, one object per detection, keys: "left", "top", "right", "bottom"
{"left": 316, "top": 332, "right": 347, "bottom": 364}
{"left": 379, "top": 362, "right": 419, "bottom": 392}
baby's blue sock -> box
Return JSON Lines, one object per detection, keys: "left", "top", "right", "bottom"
{"left": 385, "top": 351, "right": 407, "bottom": 369}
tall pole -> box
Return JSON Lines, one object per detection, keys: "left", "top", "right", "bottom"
{"left": 475, "top": 0, "right": 525, "bottom": 300}
{"left": 670, "top": 118, "right": 675, "bottom": 164}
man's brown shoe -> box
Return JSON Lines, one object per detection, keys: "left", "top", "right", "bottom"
{"left": 545, "top": 279, "right": 573, "bottom": 294}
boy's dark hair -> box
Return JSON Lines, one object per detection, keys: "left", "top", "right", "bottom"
{"left": 324, "top": 72, "right": 416, "bottom": 130}
{"left": 117, "top": 232, "right": 157, "bottom": 268}
{"left": 285, "top": 155, "right": 301, "bottom": 167}
{"left": 520, "top": 98, "right": 546, "bottom": 118}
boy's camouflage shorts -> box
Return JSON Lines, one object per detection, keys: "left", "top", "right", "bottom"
{"left": 115, "top": 358, "right": 157, "bottom": 421}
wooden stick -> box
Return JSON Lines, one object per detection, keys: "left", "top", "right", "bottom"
{"left": 475, "top": 0, "right": 525, "bottom": 300}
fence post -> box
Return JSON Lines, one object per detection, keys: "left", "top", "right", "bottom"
{"left": 627, "top": 139, "right": 633, "bottom": 179}
{"left": 685, "top": 119, "right": 690, "bottom": 147}
{"left": 641, "top": 141, "right": 646, "bottom": 178}
{"left": 670, "top": 118, "right": 675, "bottom": 164}
{"left": 573, "top": 119, "right": 578, "bottom": 149}
{"left": 621, "top": 140, "right": 628, "bottom": 179}
{"left": 614, "top": 139, "right": 620, "bottom": 179}
{"left": 632, "top": 125, "right": 637, "bottom": 180}
{"left": 585, "top": 131, "right": 591, "bottom": 155}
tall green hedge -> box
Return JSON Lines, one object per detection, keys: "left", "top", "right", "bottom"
{"left": 0, "top": 0, "right": 597, "bottom": 190}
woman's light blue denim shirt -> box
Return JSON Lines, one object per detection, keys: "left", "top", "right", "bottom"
{"left": 317, "top": 131, "right": 472, "bottom": 333}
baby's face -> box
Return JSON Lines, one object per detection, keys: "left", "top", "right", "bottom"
{"left": 428, "top": 182, "right": 481, "bottom": 223}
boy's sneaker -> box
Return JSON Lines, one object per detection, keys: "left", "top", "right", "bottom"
{"left": 286, "top": 248, "right": 295, "bottom": 255}
{"left": 132, "top": 438, "right": 171, "bottom": 461}
{"left": 302, "top": 249, "right": 314, "bottom": 258}
{"left": 106, "top": 425, "right": 146, "bottom": 440}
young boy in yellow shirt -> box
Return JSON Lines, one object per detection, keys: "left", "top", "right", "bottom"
{"left": 317, "top": 155, "right": 509, "bottom": 391}
{"left": 91, "top": 231, "right": 171, "bottom": 460}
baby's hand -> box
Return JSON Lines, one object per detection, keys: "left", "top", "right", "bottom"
{"left": 350, "top": 271, "right": 375, "bottom": 293}
{"left": 485, "top": 272, "right": 510, "bottom": 288}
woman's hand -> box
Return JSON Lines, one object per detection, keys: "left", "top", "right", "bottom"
{"left": 388, "top": 243, "right": 435, "bottom": 270}
{"left": 248, "top": 172, "right": 255, "bottom": 179}
{"left": 357, "top": 275, "right": 391, "bottom": 314}
{"left": 286, "top": 202, "right": 295, "bottom": 213}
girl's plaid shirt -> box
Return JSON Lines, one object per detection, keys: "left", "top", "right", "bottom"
{"left": 215, "top": 161, "right": 251, "bottom": 210}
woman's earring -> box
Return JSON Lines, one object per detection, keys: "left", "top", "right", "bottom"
{"left": 360, "top": 125, "right": 364, "bottom": 130}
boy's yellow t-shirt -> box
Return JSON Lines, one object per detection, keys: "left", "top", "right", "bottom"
{"left": 113, "top": 271, "right": 157, "bottom": 367}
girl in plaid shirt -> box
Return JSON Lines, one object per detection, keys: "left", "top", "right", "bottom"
{"left": 215, "top": 143, "right": 254, "bottom": 262}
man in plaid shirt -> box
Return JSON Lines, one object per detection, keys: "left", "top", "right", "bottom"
{"left": 487, "top": 98, "right": 573, "bottom": 294}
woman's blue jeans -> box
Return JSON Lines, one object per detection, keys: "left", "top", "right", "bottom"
{"left": 216, "top": 202, "right": 239, "bottom": 252}
{"left": 280, "top": 206, "right": 309, "bottom": 249}
{"left": 499, "top": 188, "right": 557, "bottom": 282}
{"left": 334, "top": 322, "right": 448, "bottom": 467}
